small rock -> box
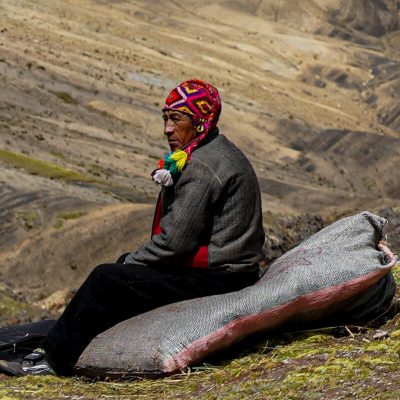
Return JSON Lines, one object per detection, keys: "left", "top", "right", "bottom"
{"left": 372, "top": 330, "right": 389, "bottom": 340}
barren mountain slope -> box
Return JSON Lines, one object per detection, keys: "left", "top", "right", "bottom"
{"left": 0, "top": 0, "right": 399, "bottom": 305}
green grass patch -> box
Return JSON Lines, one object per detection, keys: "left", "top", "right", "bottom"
{"left": 49, "top": 150, "right": 67, "bottom": 160}
{"left": 392, "top": 263, "right": 400, "bottom": 284}
{"left": 52, "top": 220, "right": 64, "bottom": 230}
{"left": 0, "top": 290, "right": 38, "bottom": 326}
{"left": 0, "top": 149, "right": 96, "bottom": 183}
{"left": 16, "top": 209, "right": 38, "bottom": 230}
{"left": 0, "top": 149, "right": 148, "bottom": 203}
{"left": 58, "top": 211, "right": 86, "bottom": 221}
{"left": 1, "top": 326, "right": 399, "bottom": 399}
{"left": 53, "top": 211, "right": 85, "bottom": 229}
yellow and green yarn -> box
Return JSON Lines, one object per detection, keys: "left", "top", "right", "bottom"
{"left": 153, "top": 150, "right": 189, "bottom": 186}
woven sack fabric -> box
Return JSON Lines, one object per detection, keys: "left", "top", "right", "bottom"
{"left": 75, "top": 211, "right": 397, "bottom": 379}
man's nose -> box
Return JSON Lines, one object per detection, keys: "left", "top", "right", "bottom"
{"left": 164, "top": 119, "right": 175, "bottom": 135}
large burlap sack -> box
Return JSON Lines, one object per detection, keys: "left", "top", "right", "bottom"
{"left": 75, "top": 211, "right": 397, "bottom": 379}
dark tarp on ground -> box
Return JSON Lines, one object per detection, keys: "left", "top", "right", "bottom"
{"left": 0, "top": 320, "right": 55, "bottom": 363}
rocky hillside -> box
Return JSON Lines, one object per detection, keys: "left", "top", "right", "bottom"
{"left": 0, "top": 0, "right": 399, "bottom": 307}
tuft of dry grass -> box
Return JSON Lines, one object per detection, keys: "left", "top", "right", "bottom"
{"left": 50, "top": 91, "right": 79, "bottom": 105}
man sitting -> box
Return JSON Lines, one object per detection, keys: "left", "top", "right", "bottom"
{"left": 20, "top": 79, "right": 266, "bottom": 376}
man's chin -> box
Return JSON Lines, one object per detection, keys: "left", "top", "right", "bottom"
{"left": 168, "top": 142, "right": 180, "bottom": 151}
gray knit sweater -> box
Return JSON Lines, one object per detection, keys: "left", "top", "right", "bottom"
{"left": 124, "top": 130, "right": 265, "bottom": 273}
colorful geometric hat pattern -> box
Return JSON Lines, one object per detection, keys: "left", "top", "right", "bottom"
{"left": 162, "top": 79, "right": 221, "bottom": 135}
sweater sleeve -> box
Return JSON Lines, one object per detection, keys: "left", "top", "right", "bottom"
{"left": 124, "top": 159, "right": 222, "bottom": 266}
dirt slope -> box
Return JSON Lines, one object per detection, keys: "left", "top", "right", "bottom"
{"left": 0, "top": 0, "right": 399, "bottom": 309}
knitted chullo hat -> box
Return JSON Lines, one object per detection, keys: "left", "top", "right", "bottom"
{"left": 152, "top": 79, "right": 221, "bottom": 186}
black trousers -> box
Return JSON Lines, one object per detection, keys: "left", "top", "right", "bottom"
{"left": 42, "top": 257, "right": 259, "bottom": 376}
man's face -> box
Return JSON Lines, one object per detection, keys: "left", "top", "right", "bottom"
{"left": 163, "top": 110, "right": 197, "bottom": 151}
